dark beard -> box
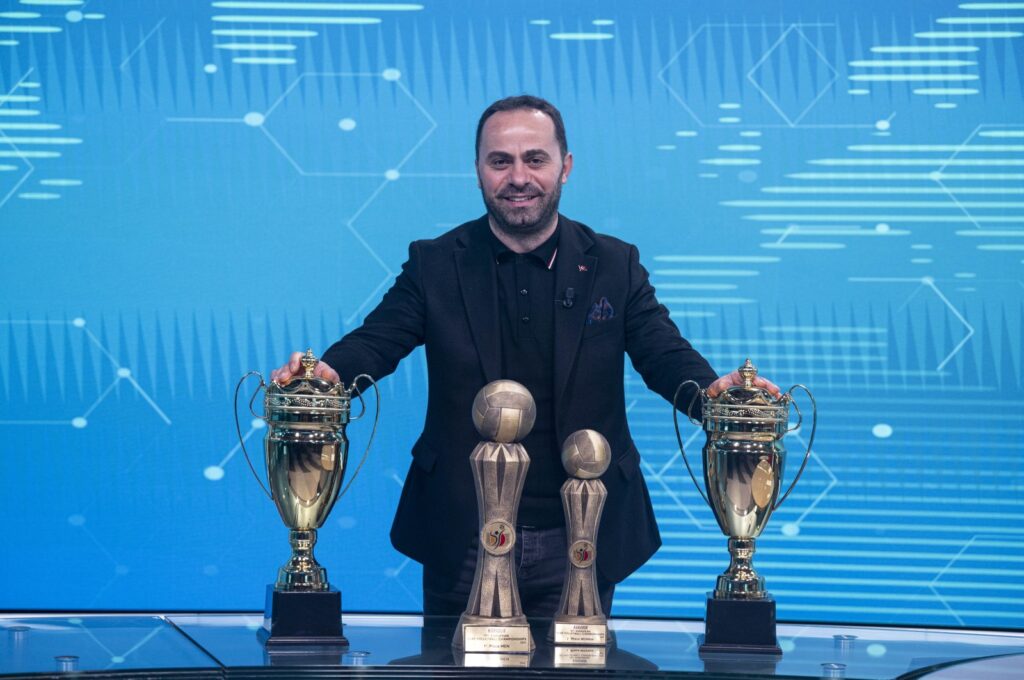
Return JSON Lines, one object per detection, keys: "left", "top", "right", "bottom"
{"left": 482, "top": 180, "right": 562, "bottom": 239}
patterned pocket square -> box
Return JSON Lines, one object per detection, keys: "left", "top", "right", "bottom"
{"left": 587, "top": 297, "right": 615, "bottom": 325}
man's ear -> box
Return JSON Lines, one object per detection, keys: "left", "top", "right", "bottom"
{"left": 561, "top": 151, "right": 574, "bottom": 184}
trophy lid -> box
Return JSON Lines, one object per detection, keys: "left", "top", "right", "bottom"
{"left": 265, "top": 349, "right": 349, "bottom": 425}
{"left": 703, "top": 359, "right": 789, "bottom": 433}
{"left": 267, "top": 349, "right": 344, "bottom": 396}
{"left": 717, "top": 359, "right": 777, "bottom": 407}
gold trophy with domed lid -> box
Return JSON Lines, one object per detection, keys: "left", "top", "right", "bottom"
{"left": 675, "top": 359, "right": 816, "bottom": 655}
{"left": 235, "top": 349, "right": 379, "bottom": 648}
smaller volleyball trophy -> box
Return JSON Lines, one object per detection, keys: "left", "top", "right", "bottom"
{"left": 452, "top": 380, "right": 535, "bottom": 654}
{"left": 550, "top": 430, "right": 611, "bottom": 649}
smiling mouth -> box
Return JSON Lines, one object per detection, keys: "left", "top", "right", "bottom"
{"left": 502, "top": 194, "right": 540, "bottom": 204}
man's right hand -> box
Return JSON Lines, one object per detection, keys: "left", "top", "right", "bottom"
{"left": 270, "top": 351, "right": 340, "bottom": 385}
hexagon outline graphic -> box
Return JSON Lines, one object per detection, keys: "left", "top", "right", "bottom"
{"left": 642, "top": 455, "right": 713, "bottom": 531}
{"left": 895, "top": 276, "right": 976, "bottom": 372}
{"left": 0, "top": 141, "right": 35, "bottom": 212}
{"left": 342, "top": 177, "right": 400, "bottom": 325}
{"left": 0, "top": 318, "right": 171, "bottom": 427}
{"left": 851, "top": 276, "right": 975, "bottom": 373}
{"left": 255, "top": 71, "right": 437, "bottom": 178}
{"left": 657, "top": 23, "right": 839, "bottom": 128}
{"left": 934, "top": 123, "right": 1024, "bottom": 231}
{"left": 745, "top": 25, "right": 839, "bottom": 128}
{"left": 0, "top": 69, "right": 38, "bottom": 212}
{"left": 656, "top": 24, "right": 715, "bottom": 128}
{"left": 927, "top": 534, "right": 1016, "bottom": 627}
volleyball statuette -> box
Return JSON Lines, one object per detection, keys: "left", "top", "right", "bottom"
{"left": 550, "top": 429, "right": 611, "bottom": 649}
{"left": 453, "top": 380, "right": 535, "bottom": 654}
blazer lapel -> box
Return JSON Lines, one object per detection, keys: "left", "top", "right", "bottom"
{"left": 553, "top": 217, "right": 597, "bottom": 409}
{"left": 454, "top": 218, "right": 501, "bottom": 384}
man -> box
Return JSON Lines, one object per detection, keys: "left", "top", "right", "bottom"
{"left": 272, "top": 95, "right": 779, "bottom": 618}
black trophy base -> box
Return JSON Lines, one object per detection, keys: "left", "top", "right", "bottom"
{"left": 699, "top": 593, "right": 782, "bottom": 656}
{"left": 259, "top": 585, "right": 349, "bottom": 649}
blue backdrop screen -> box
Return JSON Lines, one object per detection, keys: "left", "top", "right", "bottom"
{"left": 1, "top": 0, "right": 1022, "bottom": 630}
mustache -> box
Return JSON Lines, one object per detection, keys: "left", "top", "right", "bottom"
{"left": 497, "top": 185, "right": 543, "bottom": 198}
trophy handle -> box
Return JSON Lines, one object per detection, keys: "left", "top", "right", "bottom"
{"left": 672, "top": 379, "right": 711, "bottom": 508}
{"left": 233, "top": 371, "right": 273, "bottom": 501}
{"left": 773, "top": 384, "right": 817, "bottom": 509}
{"left": 785, "top": 395, "right": 804, "bottom": 433}
{"left": 338, "top": 374, "right": 380, "bottom": 498}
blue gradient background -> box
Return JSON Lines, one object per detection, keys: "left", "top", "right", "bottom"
{"left": 1, "top": 0, "right": 1022, "bottom": 629}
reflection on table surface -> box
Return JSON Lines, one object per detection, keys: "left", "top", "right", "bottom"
{"left": 2, "top": 613, "right": 1023, "bottom": 678}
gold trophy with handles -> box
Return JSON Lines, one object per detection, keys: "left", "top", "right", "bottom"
{"left": 235, "top": 349, "right": 379, "bottom": 648}
{"left": 674, "top": 359, "right": 816, "bottom": 655}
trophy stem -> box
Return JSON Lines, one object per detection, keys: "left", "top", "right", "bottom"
{"left": 276, "top": 529, "right": 328, "bottom": 591}
{"left": 715, "top": 537, "right": 766, "bottom": 599}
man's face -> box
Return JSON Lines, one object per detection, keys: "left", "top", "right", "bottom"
{"left": 476, "top": 108, "right": 573, "bottom": 238}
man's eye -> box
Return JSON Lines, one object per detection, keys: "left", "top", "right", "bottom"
{"left": 491, "top": 159, "right": 509, "bottom": 168}
{"left": 527, "top": 157, "right": 545, "bottom": 166}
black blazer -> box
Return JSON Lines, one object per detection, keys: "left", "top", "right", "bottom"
{"left": 322, "top": 215, "right": 717, "bottom": 584}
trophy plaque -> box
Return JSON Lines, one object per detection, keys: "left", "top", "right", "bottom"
{"left": 674, "top": 359, "right": 816, "bottom": 655}
{"left": 549, "top": 429, "right": 611, "bottom": 648}
{"left": 456, "top": 651, "right": 533, "bottom": 669}
{"left": 452, "top": 380, "right": 536, "bottom": 654}
{"left": 235, "top": 350, "right": 379, "bottom": 648}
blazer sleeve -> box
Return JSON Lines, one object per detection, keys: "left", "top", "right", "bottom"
{"left": 622, "top": 243, "right": 718, "bottom": 420}
{"left": 320, "top": 241, "right": 427, "bottom": 384}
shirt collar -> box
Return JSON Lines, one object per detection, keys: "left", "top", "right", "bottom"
{"left": 489, "top": 219, "right": 561, "bottom": 270}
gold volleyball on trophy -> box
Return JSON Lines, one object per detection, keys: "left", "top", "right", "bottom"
{"left": 560, "top": 429, "right": 611, "bottom": 480}
{"left": 471, "top": 379, "right": 536, "bottom": 443}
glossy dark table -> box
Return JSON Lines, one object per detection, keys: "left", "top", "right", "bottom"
{"left": 2, "top": 613, "right": 1022, "bottom": 678}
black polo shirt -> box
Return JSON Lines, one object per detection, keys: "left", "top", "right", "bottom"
{"left": 488, "top": 222, "right": 563, "bottom": 528}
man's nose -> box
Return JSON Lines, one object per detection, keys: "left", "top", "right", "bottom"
{"left": 508, "top": 160, "right": 530, "bottom": 186}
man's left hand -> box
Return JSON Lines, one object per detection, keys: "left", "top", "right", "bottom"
{"left": 706, "top": 370, "right": 781, "bottom": 399}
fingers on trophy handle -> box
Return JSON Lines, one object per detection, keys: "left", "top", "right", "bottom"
{"left": 234, "top": 371, "right": 274, "bottom": 501}
{"left": 672, "top": 379, "right": 712, "bottom": 509}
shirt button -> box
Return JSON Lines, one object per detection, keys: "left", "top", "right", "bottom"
{"left": 521, "top": 316, "right": 530, "bottom": 323}
{"left": 519, "top": 288, "right": 528, "bottom": 296}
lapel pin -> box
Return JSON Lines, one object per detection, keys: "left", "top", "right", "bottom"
{"left": 578, "top": 264, "right": 589, "bottom": 272}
